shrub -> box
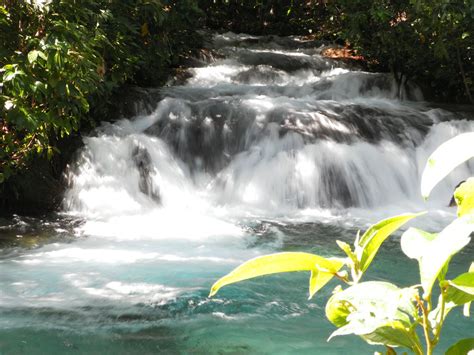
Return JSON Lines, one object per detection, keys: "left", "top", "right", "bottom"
{"left": 0, "top": 0, "right": 202, "bottom": 183}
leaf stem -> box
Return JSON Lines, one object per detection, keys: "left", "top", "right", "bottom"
{"left": 433, "top": 287, "right": 446, "bottom": 345}
{"left": 416, "top": 295, "right": 433, "bottom": 355}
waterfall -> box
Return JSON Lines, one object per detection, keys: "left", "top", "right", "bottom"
{"left": 65, "top": 33, "right": 474, "bottom": 223}
{"left": 1, "top": 32, "right": 473, "bottom": 354}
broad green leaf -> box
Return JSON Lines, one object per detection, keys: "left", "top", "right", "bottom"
{"left": 454, "top": 178, "right": 474, "bottom": 217}
{"left": 431, "top": 270, "right": 474, "bottom": 327}
{"left": 401, "top": 217, "right": 474, "bottom": 298}
{"left": 356, "top": 213, "right": 422, "bottom": 273}
{"left": 326, "top": 282, "right": 420, "bottom": 351}
{"left": 447, "top": 272, "right": 474, "bottom": 296}
{"left": 309, "top": 267, "right": 341, "bottom": 300}
{"left": 209, "top": 252, "right": 344, "bottom": 299}
{"left": 446, "top": 338, "right": 474, "bottom": 355}
{"left": 421, "top": 132, "right": 474, "bottom": 199}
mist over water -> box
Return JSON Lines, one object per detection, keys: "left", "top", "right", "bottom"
{"left": 1, "top": 33, "right": 473, "bottom": 354}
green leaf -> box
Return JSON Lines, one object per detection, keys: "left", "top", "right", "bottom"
{"left": 454, "top": 178, "right": 474, "bottom": 217}
{"left": 401, "top": 217, "right": 474, "bottom": 298}
{"left": 325, "top": 282, "right": 420, "bottom": 351}
{"left": 28, "top": 50, "right": 40, "bottom": 63}
{"left": 447, "top": 272, "right": 474, "bottom": 296}
{"left": 432, "top": 270, "right": 474, "bottom": 325}
{"left": 446, "top": 338, "right": 474, "bottom": 355}
{"left": 209, "top": 252, "right": 344, "bottom": 299}
{"left": 356, "top": 213, "right": 422, "bottom": 273}
{"left": 337, "top": 240, "right": 358, "bottom": 265}
{"left": 421, "top": 132, "right": 474, "bottom": 199}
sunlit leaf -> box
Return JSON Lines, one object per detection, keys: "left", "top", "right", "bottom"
{"left": 356, "top": 213, "right": 422, "bottom": 273}
{"left": 209, "top": 252, "right": 344, "bottom": 298}
{"left": 309, "top": 267, "right": 341, "bottom": 300}
{"left": 401, "top": 217, "right": 474, "bottom": 298}
{"left": 447, "top": 272, "right": 474, "bottom": 296}
{"left": 446, "top": 338, "right": 474, "bottom": 355}
{"left": 454, "top": 178, "right": 474, "bottom": 217}
{"left": 336, "top": 240, "right": 357, "bottom": 264}
{"left": 28, "top": 50, "right": 39, "bottom": 63}
{"left": 27, "top": 50, "right": 46, "bottom": 63}
{"left": 325, "top": 282, "right": 420, "bottom": 351}
{"left": 432, "top": 269, "right": 474, "bottom": 327}
{"left": 421, "top": 132, "right": 474, "bottom": 199}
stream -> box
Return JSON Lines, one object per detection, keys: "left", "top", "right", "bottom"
{"left": 0, "top": 33, "right": 473, "bottom": 354}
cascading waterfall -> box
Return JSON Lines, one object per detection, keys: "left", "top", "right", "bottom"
{"left": 66, "top": 33, "right": 474, "bottom": 220}
{"left": 1, "top": 32, "right": 473, "bottom": 354}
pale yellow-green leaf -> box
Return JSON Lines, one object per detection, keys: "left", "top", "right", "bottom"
{"left": 209, "top": 252, "right": 344, "bottom": 298}
{"left": 421, "top": 132, "right": 474, "bottom": 199}
{"left": 325, "top": 282, "right": 420, "bottom": 351}
{"left": 356, "top": 213, "right": 423, "bottom": 273}
{"left": 336, "top": 240, "right": 357, "bottom": 265}
{"left": 454, "top": 178, "right": 474, "bottom": 217}
{"left": 401, "top": 217, "right": 474, "bottom": 299}
{"left": 27, "top": 50, "right": 39, "bottom": 63}
{"left": 447, "top": 272, "right": 474, "bottom": 296}
{"left": 430, "top": 265, "right": 474, "bottom": 328}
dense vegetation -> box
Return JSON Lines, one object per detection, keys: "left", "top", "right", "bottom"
{"left": 0, "top": 0, "right": 202, "bottom": 186}
{"left": 0, "top": 0, "right": 473, "bottom": 211}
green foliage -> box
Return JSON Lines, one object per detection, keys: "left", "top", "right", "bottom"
{"left": 325, "top": 282, "right": 422, "bottom": 352}
{"left": 197, "top": 0, "right": 329, "bottom": 36}
{"left": 0, "top": 0, "right": 202, "bottom": 183}
{"left": 355, "top": 213, "right": 422, "bottom": 275}
{"left": 401, "top": 219, "right": 473, "bottom": 299}
{"left": 211, "top": 133, "right": 474, "bottom": 355}
{"left": 446, "top": 338, "right": 474, "bottom": 355}
{"left": 209, "top": 252, "right": 344, "bottom": 299}
{"left": 326, "top": 0, "right": 473, "bottom": 102}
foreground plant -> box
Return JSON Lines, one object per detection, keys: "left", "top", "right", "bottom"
{"left": 210, "top": 132, "right": 474, "bottom": 355}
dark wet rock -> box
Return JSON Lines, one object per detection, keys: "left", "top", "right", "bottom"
{"left": 233, "top": 65, "right": 285, "bottom": 84}
{"left": 98, "top": 86, "right": 163, "bottom": 120}
{"left": 319, "top": 163, "right": 356, "bottom": 208}
{"left": 131, "top": 145, "right": 161, "bottom": 203}
{"left": 237, "top": 49, "right": 331, "bottom": 72}
{"left": 0, "top": 135, "right": 83, "bottom": 216}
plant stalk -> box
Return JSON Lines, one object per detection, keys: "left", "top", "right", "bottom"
{"left": 416, "top": 296, "right": 433, "bottom": 355}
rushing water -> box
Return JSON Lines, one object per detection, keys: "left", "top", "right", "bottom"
{"left": 1, "top": 33, "right": 473, "bottom": 354}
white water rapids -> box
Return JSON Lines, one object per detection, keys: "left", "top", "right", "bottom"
{"left": 65, "top": 33, "right": 474, "bottom": 228}
{"left": 0, "top": 32, "right": 473, "bottom": 354}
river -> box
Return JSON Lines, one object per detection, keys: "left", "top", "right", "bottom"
{"left": 0, "top": 33, "right": 473, "bottom": 354}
